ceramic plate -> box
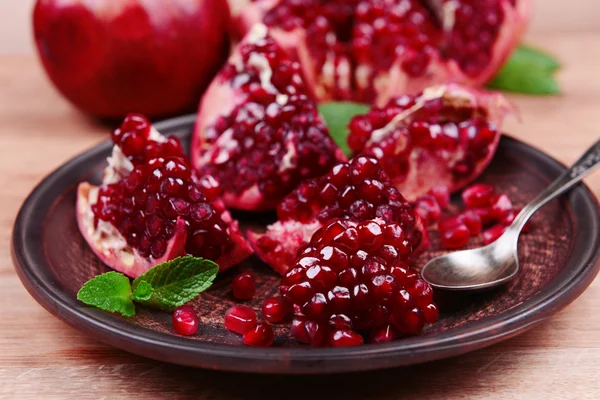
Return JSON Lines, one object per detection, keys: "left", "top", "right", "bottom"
{"left": 12, "top": 115, "right": 600, "bottom": 374}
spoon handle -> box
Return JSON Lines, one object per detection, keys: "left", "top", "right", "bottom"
{"left": 511, "top": 139, "right": 600, "bottom": 232}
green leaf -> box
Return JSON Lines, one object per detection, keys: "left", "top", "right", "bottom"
{"left": 516, "top": 45, "right": 561, "bottom": 72}
{"left": 487, "top": 45, "right": 561, "bottom": 95}
{"left": 77, "top": 272, "right": 136, "bottom": 317}
{"left": 319, "top": 102, "right": 370, "bottom": 156}
{"left": 132, "top": 280, "right": 154, "bottom": 302}
{"left": 132, "top": 256, "right": 219, "bottom": 311}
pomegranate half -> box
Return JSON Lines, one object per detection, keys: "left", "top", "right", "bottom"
{"left": 232, "top": 0, "right": 531, "bottom": 104}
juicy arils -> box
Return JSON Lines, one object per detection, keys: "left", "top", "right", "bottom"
{"left": 76, "top": 115, "right": 253, "bottom": 278}
{"left": 347, "top": 84, "right": 512, "bottom": 201}
{"left": 282, "top": 219, "right": 438, "bottom": 347}
{"left": 234, "top": 0, "right": 531, "bottom": 104}
{"left": 248, "top": 155, "right": 428, "bottom": 276}
{"left": 191, "top": 24, "right": 346, "bottom": 212}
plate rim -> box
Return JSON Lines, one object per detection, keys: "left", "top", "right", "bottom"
{"left": 11, "top": 115, "right": 600, "bottom": 374}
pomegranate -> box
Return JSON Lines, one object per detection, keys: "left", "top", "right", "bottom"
{"left": 281, "top": 219, "right": 438, "bottom": 347}
{"left": 248, "top": 155, "right": 428, "bottom": 275}
{"left": 191, "top": 24, "right": 346, "bottom": 212}
{"left": 234, "top": 0, "right": 531, "bottom": 104}
{"left": 76, "top": 115, "right": 253, "bottom": 278}
{"left": 33, "top": 0, "right": 230, "bottom": 119}
{"left": 348, "top": 84, "right": 513, "bottom": 200}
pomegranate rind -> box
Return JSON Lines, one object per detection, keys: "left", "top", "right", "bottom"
{"left": 76, "top": 182, "right": 188, "bottom": 278}
{"left": 247, "top": 219, "right": 322, "bottom": 276}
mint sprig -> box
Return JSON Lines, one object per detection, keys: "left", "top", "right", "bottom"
{"left": 488, "top": 45, "right": 561, "bottom": 95}
{"left": 77, "top": 272, "right": 136, "bottom": 317}
{"left": 319, "top": 102, "right": 370, "bottom": 157}
{"left": 77, "top": 257, "right": 219, "bottom": 317}
{"left": 132, "top": 257, "right": 219, "bottom": 311}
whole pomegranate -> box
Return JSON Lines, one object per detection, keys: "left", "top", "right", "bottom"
{"left": 33, "top": 0, "right": 231, "bottom": 119}
{"left": 233, "top": 0, "right": 531, "bottom": 104}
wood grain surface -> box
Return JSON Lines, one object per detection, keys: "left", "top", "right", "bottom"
{"left": 1, "top": 30, "right": 600, "bottom": 399}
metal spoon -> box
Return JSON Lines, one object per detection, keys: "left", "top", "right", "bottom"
{"left": 421, "top": 139, "right": 600, "bottom": 291}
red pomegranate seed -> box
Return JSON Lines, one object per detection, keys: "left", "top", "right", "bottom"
{"left": 501, "top": 209, "right": 531, "bottom": 232}
{"left": 224, "top": 305, "right": 257, "bottom": 335}
{"left": 440, "top": 223, "right": 470, "bottom": 249}
{"left": 489, "top": 194, "right": 513, "bottom": 220}
{"left": 458, "top": 210, "right": 483, "bottom": 236}
{"left": 423, "top": 304, "right": 439, "bottom": 324}
{"left": 369, "top": 324, "right": 399, "bottom": 344}
{"left": 291, "top": 316, "right": 309, "bottom": 344}
{"left": 429, "top": 185, "right": 450, "bottom": 210}
{"left": 482, "top": 224, "right": 507, "bottom": 245}
{"left": 232, "top": 272, "right": 256, "bottom": 300}
{"left": 414, "top": 194, "right": 442, "bottom": 225}
{"left": 262, "top": 297, "right": 289, "bottom": 323}
{"left": 304, "top": 320, "right": 328, "bottom": 347}
{"left": 243, "top": 323, "right": 275, "bottom": 347}
{"left": 462, "top": 183, "right": 495, "bottom": 208}
{"left": 172, "top": 305, "right": 199, "bottom": 336}
{"left": 392, "top": 307, "right": 425, "bottom": 335}
{"left": 329, "top": 330, "right": 364, "bottom": 347}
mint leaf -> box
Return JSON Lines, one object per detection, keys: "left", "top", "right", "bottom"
{"left": 132, "top": 280, "right": 153, "bottom": 302}
{"left": 319, "top": 102, "right": 370, "bottom": 156}
{"left": 488, "top": 45, "right": 561, "bottom": 95}
{"left": 77, "top": 272, "right": 136, "bottom": 317}
{"left": 132, "top": 256, "right": 219, "bottom": 311}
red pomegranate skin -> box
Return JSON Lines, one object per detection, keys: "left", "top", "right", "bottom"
{"left": 33, "top": 0, "right": 231, "bottom": 119}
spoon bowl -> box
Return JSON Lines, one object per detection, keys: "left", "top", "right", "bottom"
{"left": 421, "top": 139, "right": 600, "bottom": 291}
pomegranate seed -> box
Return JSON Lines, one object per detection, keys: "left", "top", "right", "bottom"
{"left": 369, "top": 324, "right": 399, "bottom": 343}
{"left": 224, "top": 305, "right": 257, "bottom": 335}
{"left": 457, "top": 210, "right": 483, "bottom": 236}
{"left": 262, "top": 297, "right": 289, "bottom": 323}
{"left": 291, "top": 316, "right": 309, "bottom": 343}
{"left": 489, "top": 194, "right": 513, "bottom": 220}
{"left": 428, "top": 185, "right": 450, "bottom": 209}
{"left": 414, "top": 194, "right": 442, "bottom": 225}
{"left": 440, "top": 223, "right": 470, "bottom": 249}
{"left": 172, "top": 305, "right": 199, "bottom": 336}
{"left": 462, "top": 183, "right": 495, "bottom": 208}
{"left": 243, "top": 323, "right": 275, "bottom": 347}
{"left": 232, "top": 272, "right": 256, "bottom": 300}
{"left": 482, "top": 224, "right": 507, "bottom": 245}
{"left": 329, "top": 330, "right": 364, "bottom": 347}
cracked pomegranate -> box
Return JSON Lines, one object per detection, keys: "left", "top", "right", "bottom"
{"left": 281, "top": 219, "right": 438, "bottom": 347}
{"left": 192, "top": 24, "right": 345, "bottom": 212}
{"left": 348, "top": 84, "right": 512, "bottom": 200}
{"left": 76, "top": 115, "right": 253, "bottom": 278}
{"left": 233, "top": 0, "right": 531, "bottom": 104}
{"left": 248, "top": 155, "right": 428, "bottom": 275}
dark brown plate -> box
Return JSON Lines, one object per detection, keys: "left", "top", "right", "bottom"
{"left": 12, "top": 115, "right": 600, "bottom": 374}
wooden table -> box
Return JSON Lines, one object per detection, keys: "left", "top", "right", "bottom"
{"left": 1, "top": 31, "right": 599, "bottom": 399}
